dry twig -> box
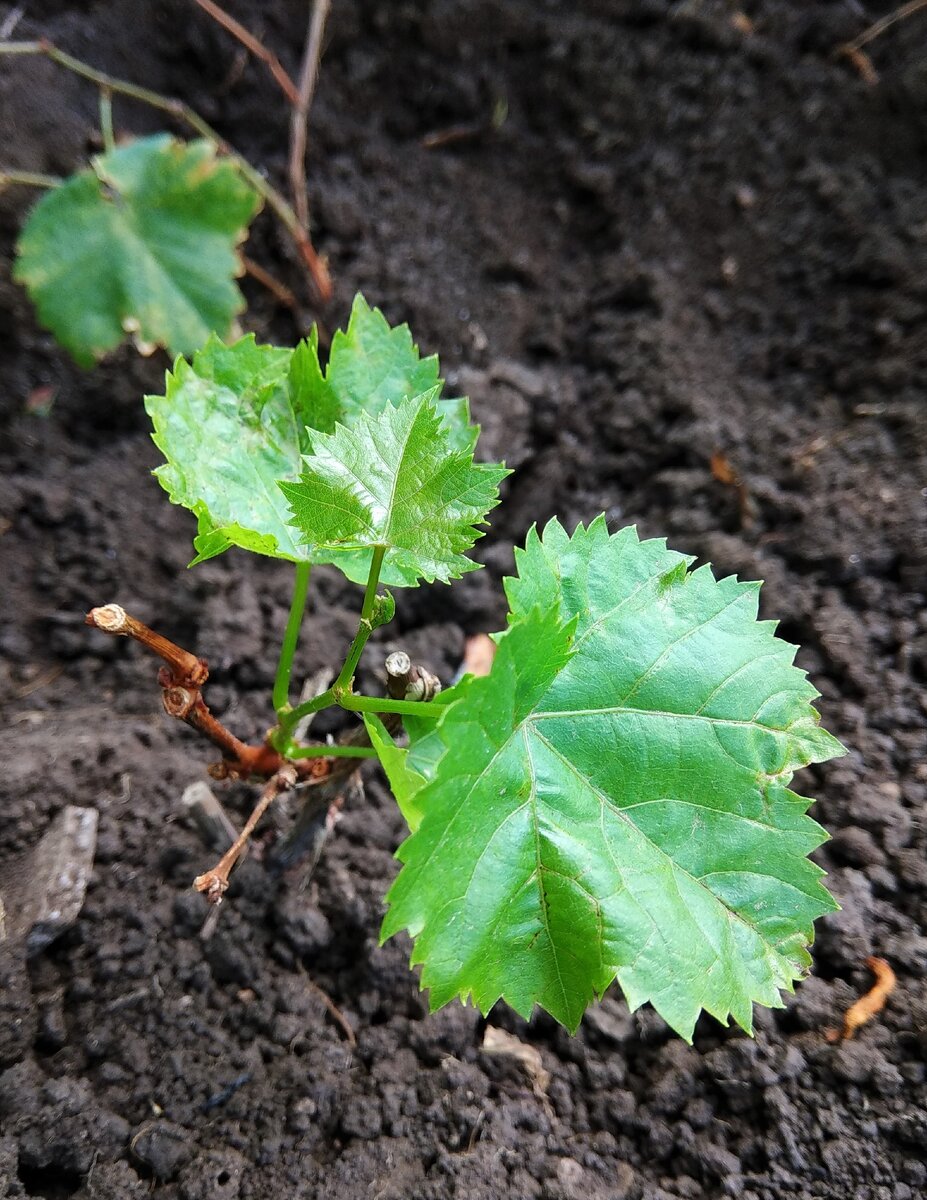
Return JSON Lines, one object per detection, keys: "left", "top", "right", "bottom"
{"left": 87, "top": 604, "right": 207, "bottom": 687}
{"left": 838, "top": 0, "right": 927, "bottom": 53}
{"left": 0, "top": 6, "right": 24, "bottom": 40}
{"left": 86, "top": 603, "right": 321, "bottom": 781}
{"left": 193, "top": 765, "right": 298, "bottom": 903}
{"left": 836, "top": 0, "right": 927, "bottom": 83}
{"left": 242, "top": 254, "right": 298, "bottom": 309}
{"left": 282, "top": 0, "right": 333, "bottom": 304}
{"left": 192, "top": 0, "right": 300, "bottom": 104}
{"left": 289, "top": 0, "right": 330, "bottom": 234}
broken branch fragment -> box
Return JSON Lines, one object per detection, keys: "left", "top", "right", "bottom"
{"left": 86, "top": 603, "right": 207, "bottom": 688}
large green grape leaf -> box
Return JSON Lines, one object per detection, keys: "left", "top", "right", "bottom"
{"left": 146, "top": 334, "right": 328, "bottom": 564}
{"left": 281, "top": 391, "right": 510, "bottom": 586}
{"left": 382, "top": 517, "right": 845, "bottom": 1038}
{"left": 14, "top": 135, "right": 260, "bottom": 367}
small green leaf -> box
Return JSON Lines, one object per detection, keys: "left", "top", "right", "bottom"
{"left": 288, "top": 327, "right": 340, "bottom": 435}
{"left": 364, "top": 715, "right": 427, "bottom": 831}
{"left": 147, "top": 335, "right": 323, "bottom": 564}
{"left": 371, "top": 591, "right": 396, "bottom": 628}
{"left": 383, "top": 518, "right": 845, "bottom": 1038}
{"left": 281, "top": 391, "right": 510, "bottom": 586}
{"left": 145, "top": 297, "right": 495, "bottom": 567}
{"left": 329, "top": 295, "right": 475, "bottom": 452}
{"left": 328, "top": 294, "right": 439, "bottom": 417}
{"left": 14, "top": 135, "right": 260, "bottom": 366}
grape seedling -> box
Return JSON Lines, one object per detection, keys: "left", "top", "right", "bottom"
{"left": 87, "top": 296, "right": 845, "bottom": 1040}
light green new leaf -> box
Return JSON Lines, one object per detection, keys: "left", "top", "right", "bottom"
{"left": 330, "top": 295, "right": 475, "bottom": 452}
{"left": 288, "top": 328, "right": 341, "bottom": 435}
{"left": 281, "top": 391, "right": 510, "bottom": 586}
{"left": 147, "top": 334, "right": 328, "bottom": 564}
{"left": 14, "top": 135, "right": 260, "bottom": 366}
{"left": 383, "top": 518, "right": 845, "bottom": 1039}
{"left": 145, "top": 299, "right": 495, "bottom": 567}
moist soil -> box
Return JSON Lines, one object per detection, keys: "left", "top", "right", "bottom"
{"left": 1, "top": 2, "right": 926, "bottom": 1198}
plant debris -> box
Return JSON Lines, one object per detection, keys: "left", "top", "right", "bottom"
{"left": 826, "top": 956, "right": 897, "bottom": 1042}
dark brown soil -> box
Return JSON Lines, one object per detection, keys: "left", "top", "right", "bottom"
{"left": 1, "top": 2, "right": 926, "bottom": 1198}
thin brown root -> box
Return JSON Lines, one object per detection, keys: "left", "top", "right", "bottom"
{"left": 306, "top": 977, "right": 356, "bottom": 1046}
{"left": 192, "top": 0, "right": 299, "bottom": 104}
{"left": 193, "top": 766, "right": 298, "bottom": 903}
{"left": 242, "top": 254, "right": 298, "bottom": 309}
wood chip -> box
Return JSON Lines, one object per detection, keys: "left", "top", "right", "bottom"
{"left": 0, "top": 807, "right": 98, "bottom": 956}
{"left": 482, "top": 1025, "right": 550, "bottom": 1097}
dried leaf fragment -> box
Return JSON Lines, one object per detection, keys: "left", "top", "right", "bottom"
{"left": 710, "top": 450, "right": 756, "bottom": 528}
{"left": 827, "top": 956, "right": 896, "bottom": 1041}
{"left": 458, "top": 633, "right": 496, "bottom": 679}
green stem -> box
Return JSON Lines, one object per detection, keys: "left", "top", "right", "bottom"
{"left": 274, "top": 547, "right": 387, "bottom": 741}
{"left": 288, "top": 743, "right": 378, "bottom": 759}
{"left": 99, "top": 87, "right": 115, "bottom": 152}
{"left": 273, "top": 562, "right": 312, "bottom": 713}
{"left": 333, "top": 546, "right": 386, "bottom": 692}
{"left": 278, "top": 686, "right": 335, "bottom": 735}
{"left": 336, "top": 692, "right": 442, "bottom": 718}
{"left": 0, "top": 169, "right": 62, "bottom": 189}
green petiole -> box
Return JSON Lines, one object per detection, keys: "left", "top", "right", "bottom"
{"left": 273, "top": 562, "right": 312, "bottom": 714}
{"left": 334, "top": 691, "right": 441, "bottom": 718}
{"left": 287, "top": 743, "right": 378, "bottom": 760}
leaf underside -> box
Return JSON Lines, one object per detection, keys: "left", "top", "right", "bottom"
{"left": 145, "top": 294, "right": 498, "bottom": 575}
{"left": 14, "top": 135, "right": 260, "bottom": 366}
{"left": 382, "top": 518, "right": 845, "bottom": 1039}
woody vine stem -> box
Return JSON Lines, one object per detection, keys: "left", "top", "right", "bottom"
{"left": 87, "top": 549, "right": 442, "bottom": 896}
